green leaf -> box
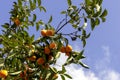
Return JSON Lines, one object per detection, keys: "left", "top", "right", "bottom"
{"left": 9, "top": 71, "right": 22, "bottom": 76}
{"left": 37, "top": 0, "right": 41, "bottom": 6}
{"left": 61, "top": 11, "right": 67, "bottom": 14}
{"left": 35, "top": 20, "right": 44, "bottom": 31}
{"left": 95, "top": 18, "right": 100, "bottom": 26}
{"left": 86, "top": 33, "right": 91, "bottom": 38}
{"left": 50, "top": 67, "right": 57, "bottom": 73}
{"left": 99, "top": 0, "right": 103, "bottom": 5}
{"left": 75, "top": 50, "right": 84, "bottom": 60}
{"left": 82, "top": 29, "right": 86, "bottom": 36}
{"left": 64, "top": 74, "right": 72, "bottom": 79}
{"left": 93, "top": 7, "right": 102, "bottom": 17}
{"left": 84, "top": 17, "right": 87, "bottom": 23}
{"left": 55, "top": 52, "right": 60, "bottom": 59}
{"left": 83, "top": 39, "right": 86, "bottom": 47}
{"left": 85, "top": 0, "right": 89, "bottom": 5}
{"left": 33, "top": 14, "right": 37, "bottom": 22}
{"left": 101, "top": 17, "right": 106, "bottom": 22}
{"left": 18, "top": 0, "right": 22, "bottom": 6}
{"left": 2, "top": 23, "right": 9, "bottom": 29}
{"left": 32, "top": 1, "right": 36, "bottom": 10}
{"left": 67, "top": 0, "right": 72, "bottom": 6}
{"left": 29, "top": 0, "right": 33, "bottom": 10}
{"left": 61, "top": 75, "right": 65, "bottom": 80}
{"left": 0, "top": 58, "right": 4, "bottom": 64}
{"left": 93, "top": 0, "right": 97, "bottom": 4}
{"left": 36, "top": 22, "right": 39, "bottom": 31}
{"left": 38, "top": 20, "right": 44, "bottom": 26}
{"left": 72, "top": 5, "right": 77, "bottom": 10}
{"left": 81, "top": 30, "right": 87, "bottom": 47}
{"left": 69, "top": 19, "right": 74, "bottom": 24}
{"left": 85, "top": 8, "right": 92, "bottom": 16}
{"left": 8, "top": 53, "right": 17, "bottom": 59}
{"left": 85, "top": 0, "right": 91, "bottom": 5}
{"left": 72, "top": 24, "right": 78, "bottom": 29}
{"left": 66, "top": 56, "right": 73, "bottom": 63}
{"left": 39, "top": 6, "right": 46, "bottom": 12}
{"left": 0, "top": 63, "right": 4, "bottom": 67}
{"left": 100, "top": 9, "right": 108, "bottom": 18}
{"left": 64, "top": 38, "right": 69, "bottom": 46}
{"left": 34, "top": 0, "right": 36, "bottom": 4}
{"left": 91, "top": 18, "right": 95, "bottom": 30}
{"left": 46, "top": 73, "right": 51, "bottom": 79}
{"left": 79, "top": 62, "right": 89, "bottom": 69}
{"left": 59, "top": 66, "right": 66, "bottom": 74}
{"left": 48, "top": 16, "right": 52, "bottom": 23}
{"left": 31, "top": 35, "right": 35, "bottom": 41}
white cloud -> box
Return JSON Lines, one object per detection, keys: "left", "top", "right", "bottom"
{"left": 55, "top": 45, "right": 120, "bottom": 80}
{"left": 99, "top": 70, "right": 120, "bottom": 80}
{"left": 64, "top": 65, "right": 120, "bottom": 80}
{"left": 101, "top": 46, "right": 110, "bottom": 63}
{"left": 95, "top": 46, "right": 111, "bottom": 70}
{"left": 65, "top": 65, "right": 99, "bottom": 80}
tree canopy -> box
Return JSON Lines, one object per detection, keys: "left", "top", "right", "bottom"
{"left": 0, "top": 0, "right": 107, "bottom": 80}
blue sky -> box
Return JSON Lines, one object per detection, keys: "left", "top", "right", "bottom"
{"left": 0, "top": 0, "right": 120, "bottom": 80}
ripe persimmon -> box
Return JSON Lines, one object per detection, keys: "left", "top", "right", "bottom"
{"left": 13, "top": 18, "right": 21, "bottom": 26}
{"left": 20, "top": 70, "right": 26, "bottom": 78}
{"left": 65, "top": 52, "right": 70, "bottom": 56}
{"left": 49, "top": 42, "right": 57, "bottom": 49}
{"left": 65, "top": 45, "right": 72, "bottom": 53}
{"left": 46, "top": 30, "right": 54, "bottom": 36}
{"left": 37, "top": 58, "right": 45, "bottom": 65}
{"left": 27, "top": 56, "right": 36, "bottom": 61}
{"left": 41, "top": 29, "right": 47, "bottom": 37}
{"left": 44, "top": 47, "right": 50, "bottom": 54}
{"left": 60, "top": 46, "right": 66, "bottom": 53}
{"left": 0, "top": 70, "right": 8, "bottom": 78}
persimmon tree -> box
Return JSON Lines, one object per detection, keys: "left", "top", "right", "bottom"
{"left": 0, "top": 0, "right": 107, "bottom": 80}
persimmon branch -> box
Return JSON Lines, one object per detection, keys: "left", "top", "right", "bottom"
{"left": 61, "top": 31, "right": 78, "bottom": 36}
{"left": 55, "top": 18, "right": 66, "bottom": 31}
{"left": 55, "top": 8, "right": 83, "bottom": 34}
{"left": 55, "top": 20, "right": 70, "bottom": 33}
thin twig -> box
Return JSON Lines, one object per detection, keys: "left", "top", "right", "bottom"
{"left": 55, "top": 20, "right": 70, "bottom": 33}
{"left": 56, "top": 13, "right": 68, "bottom": 31}
{"left": 56, "top": 18, "right": 66, "bottom": 31}
{"left": 61, "top": 31, "right": 78, "bottom": 36}
{"left": 56, "top": 8, "right": 83, "bottom": 33}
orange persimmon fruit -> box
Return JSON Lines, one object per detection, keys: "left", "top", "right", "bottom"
{"left": 44, "top": 47, "right": 50, "bottom": 54}
{"left": 0, "top": 70, "right": 8, "bottom": 78}
{"left": 49, "top": 42, "right": 57, "bottom": 49}
{"left": 60, "top": 46, "right": 66, "bottom": 53}
{"left": 37, "top": 58, "right": 45, "bottom": 65}
{"left": 13, "top": 18, "right": 21, "bottom": 26}
{"left": 65, "top": 45, "right": 72, "bottom": 53}
{"left": 41, "top": 29, "right": 47, "bottom": 37}
{"left": 46, "top": 30, "right": 55, "bottom": 36}
{"left": 28, "top": 56, "right": 36, "bottom": 61}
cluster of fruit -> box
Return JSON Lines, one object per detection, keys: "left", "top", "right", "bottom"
{"left": 41, "top": 29, "right": 72, "bottom": 56}
{"left": 0, "top": 29, "right": 73, "bottom": 79}
{"left": 41, "top": 29, "right": 55, "bottom": 37}
{"left": 60, "top": 45, "right": 72, "bottom": 56}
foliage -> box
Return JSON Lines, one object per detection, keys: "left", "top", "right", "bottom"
{"left": 0, "top": 0, "right": 107, "bottom": 80}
